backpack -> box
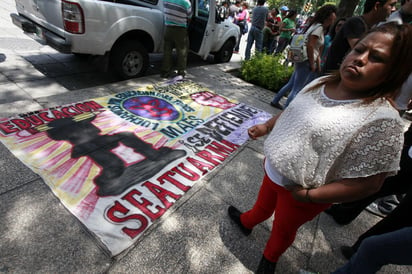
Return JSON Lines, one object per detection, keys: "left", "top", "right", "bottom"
{"left": 289, "top": 33, "right": 307, "bottom": 62}
{"left": 289, "top": 23, "right": 321, "bottom": 63}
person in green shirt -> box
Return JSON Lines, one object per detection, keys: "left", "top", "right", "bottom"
{"left": 274, "top": 9, "right": 297, "bottom": 54}
{"left": 278, "top": 5, "right": 288, "bottom": 20}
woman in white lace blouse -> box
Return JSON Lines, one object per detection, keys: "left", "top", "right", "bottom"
{"left": 227, "top": 23, "right": 412, "bottom": 273}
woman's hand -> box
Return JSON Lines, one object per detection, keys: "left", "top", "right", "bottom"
{"left": 289, "top": 173, "right": 387, "bottom": 204}
{"left": 289, "top": 185, "right": 312, "bottom": 203}
{"left": 309, "top": 62, "right": 316, "bottom": 72}
{"left": 248, "top": 124, "right": 269, "bottom": 140}
{"left": 307, "top": 35, "right": 318, "bottom": 72}
{"left": 249, "top": 114, "right": 281, "bottom": 140}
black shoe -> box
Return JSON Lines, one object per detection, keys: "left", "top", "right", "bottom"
{"left": 270, "top": 102, "right": 283, "bottom": 110}
{"left": 340, "top": 245, "right": 356, "bottom": 260}
{"left": 324, "top": 205, "right": 353, "bottom": 225}
{"left": 177, "top": 70, "right": 186, "bottom": 77}
{"left": 402, "top": 111, "right": 412, "bottom": 121}
{"left": 228, "top": 206, "right": 252, "bottom": 236}
{"left": 256, "top": 255, "right": 276, "bottom": 274}
{"left": 378, "top": 202, "right": 397, "bottom": 215}
{"left": 365, "top": 202, "right": 387, "bottom": 218}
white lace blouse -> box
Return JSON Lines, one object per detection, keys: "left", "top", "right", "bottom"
{"left": 264, "top": 78, "right": 405, "bottom": 188}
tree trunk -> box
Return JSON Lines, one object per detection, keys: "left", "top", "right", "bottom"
{"left": 337, "top": 0, "right": 360, "bottom": 18}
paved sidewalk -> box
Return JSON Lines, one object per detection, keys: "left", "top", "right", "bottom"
{"left": 2, "top": 63, "right": 410, "bottom": 273}
{"left": 1, "top": 0, "right": 411, "bottom": 273}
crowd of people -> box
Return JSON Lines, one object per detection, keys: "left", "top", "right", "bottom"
{"left": 224, "top": 0, "right": 412, "bottom": 273}
{"left": 222, "top": 1, "right": 314, "bottom": 59}
{"left": 270, "top": 4, "right": 337, "bottom": 109}
{"left": 222, "top": 0, "right": 411, "bottom": 117}
{"left": 160, "top": 0, "right": 412, "bottom": 272}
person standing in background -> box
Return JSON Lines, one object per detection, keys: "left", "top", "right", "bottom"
{"left": 296, "top": 15, "right": 314, "bottom": 34}
{"left": 387, "top": 0, "right": 412, "bottom": 119}
{"left": 278, "top": 5, "right": 288, "bottom": 20}
{"left": 274, "top": 9, "right": 297, "bottom": 55}
{"left": 387, "top": 0, "right": 412, "bottom": 24}
{"left": 233, "top": 1, "right": 249, "bottom": 53}
{"left": 325, "top": 123, "right": 412, "bottom": 226}
{"left": 244, "top": 0, "right": 268, "bottom": 60}
{"left": 323, "top": 0, "right": 396, "bottom": 73}
{"left": 160, "top": 0, "right": 192, "bottom": 78}
{"left": 228, "top": 0, "right": 241, "bottom": 22}
{"left": 218, "top": 1, "right": 229, "bottom": 20}
{"left": 324, "top": 0, "right": 412, "bottom": 223}
{"left": 334, "top": 226, "right": 412, "bottom": 274}
{"left": 228, "top": 23, "right": 412, "bottom": 274}
{"left": 320, "top": 17, "right": 346, "bottom": 71}
{"left": 335, "top": 124, "right": 412, "bottom": 263}
{"left": 270, "top": 5, "right": 337, "bottom": 109}
{"left": 262, "top": 8, "right": 281, "bottom": 54}
{"left": 333, "top": 174, "right": 412, "bottom": 274}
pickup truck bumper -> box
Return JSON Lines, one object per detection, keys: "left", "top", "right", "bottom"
{"left": 10, "top": 13, "right": 72, "bottom": 54}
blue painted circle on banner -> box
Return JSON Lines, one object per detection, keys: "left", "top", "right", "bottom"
{"left": 123, "top": 96, "right": 180, "bottom": 121}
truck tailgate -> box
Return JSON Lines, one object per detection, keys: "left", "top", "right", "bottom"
{"left": 15, "top": 0, "right": 64, "bottom": 33}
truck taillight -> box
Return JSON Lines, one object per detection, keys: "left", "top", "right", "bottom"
{"left": 62, "top": 0, "right": 85, "bottom": 34}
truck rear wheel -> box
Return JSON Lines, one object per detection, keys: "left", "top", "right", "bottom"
{"left": 214, "top": 40, "right": 235, "bottom": 63}
{"left": 111, "top": 41, "right": 149, "bottom": 79}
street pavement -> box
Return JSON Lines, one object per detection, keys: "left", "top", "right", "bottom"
{"left": 1, "top": 0, "right": 411, "bottom": 273}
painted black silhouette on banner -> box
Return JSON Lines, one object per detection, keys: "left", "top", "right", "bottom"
{"left": 46, "top": 115, "right": 186, "bottom": 197}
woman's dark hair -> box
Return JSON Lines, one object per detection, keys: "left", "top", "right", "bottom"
{"left": 285, "top": 9, "right": 296, "bottom": 19}
{"left": 257, "top": 0, "right": 265, "bottom": 6}
{"left": 329, "top": 17, "right": 346, "bottom": 40}
{"left": 306, "top": 4, "right": 337, "bottom": 33}
{"left": 271, "top": 7, "right": 279, "bottom": 15}
{"left": 363, "top": 0, "right": 385, "bottom": 13}
{"left": 310, "top": 23, "right": 412, "bottom": 103}
{"left": 312, "top": 4, "right": 337, "bottom": 24}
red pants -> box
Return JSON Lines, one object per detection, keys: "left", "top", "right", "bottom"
{"left": 240, "top": 174, "right": 332, "bottom": 262}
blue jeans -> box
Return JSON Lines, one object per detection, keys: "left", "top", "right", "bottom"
{"left": 245, "top": 25, "right": 263, "bottom": 60}
{"left": 270, "top": 38, "right": 278, "bottom": 54}
{"left": 161, "top": 26, "right": 189, "bottom": 75}
{"left": 333, "top": 227, "right": 412, "bottom": 274}
{"left": 274, "top": 36, "right": 289, "bottom": 55}
{"left": 271, "top": 60, "right": 318, "bottom": 107}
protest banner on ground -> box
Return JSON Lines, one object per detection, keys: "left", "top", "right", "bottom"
{"left": 0, "top": 80, "right": 271, "bottom": 256}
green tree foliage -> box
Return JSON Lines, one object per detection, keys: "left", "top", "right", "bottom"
{"left": 265, "top": 0, "right": 361, "bottom": 17}
{"left": 240, "top": 54, "right": 293, "bottom": 92}
{"left": 266, "top": 0, "right": 305, "bottom": 11}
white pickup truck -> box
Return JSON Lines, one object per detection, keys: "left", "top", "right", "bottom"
{"left": 11, "top": 0, "right": 240, "bottom": 79}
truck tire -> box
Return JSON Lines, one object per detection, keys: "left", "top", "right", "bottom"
{"left": 214, "top": 40, "right": 235, "bottom": 63}
{"left": 111, "top": 41, "right": 149, "bottom": 79}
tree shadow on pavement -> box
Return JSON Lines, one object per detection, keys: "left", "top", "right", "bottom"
{"left": 219, "top": 216, "right": 269, "bottom": 272}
